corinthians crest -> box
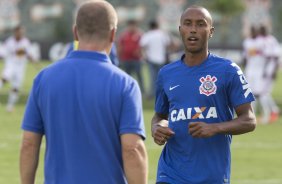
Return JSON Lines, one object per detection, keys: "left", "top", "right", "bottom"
{"left": 199, "top": 75, "right": 217, "bottom": 96}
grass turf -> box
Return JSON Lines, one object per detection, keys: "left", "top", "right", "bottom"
{"left": 0, "top": 61, "right": 282, "bottom": 183}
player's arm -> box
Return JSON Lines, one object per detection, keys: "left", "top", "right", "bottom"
{"left": 121, "top": 134, "right": 148, "bottom": 184}
{"left": 151, "top": 113, "right": 175, "bottom": 145}
{"left": 263, "top": 56, "right": 280, "bottom": 79}
{"left": 27, "top": 55, "right": 36, "bottom": 64}
{"left": 20, "top": 131, "right": 43, "bottom": 184}
{"left": 189, "top": 103, "right": 256, "bottom": 137}
{"left": 214, "top": 102, "right": 256, "bottom": 135}
{"left": 271, "top": 57, "right": 280, "bottom": 79}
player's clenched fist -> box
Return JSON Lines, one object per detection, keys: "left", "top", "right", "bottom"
{"left": 152, "top": 121, "right": 175, "bottom": 146}
{"left": 188, "top": 122, "right": 218, "bottom": 138}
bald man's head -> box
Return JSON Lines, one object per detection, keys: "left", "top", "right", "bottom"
{"left": 180, "top": 5, "right": 213, "bottom": 26}
{"left": 75, "top": 0, "right": 118, "bottom": 41}
{"left": 179, "top": 5, "right": 214, "bottom": 55}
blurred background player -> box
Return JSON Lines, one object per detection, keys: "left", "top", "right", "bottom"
{"left": 117, "top": 19, "right": 145, "bottom": 93}
{"left": 243, "top": 25, "right": 280, "bottom": 124}
{"left": 258, "top": 25, "right": 280, "bottom": 123}
{"left": 242, "top": 26, "right": 265, "bottom": 122}
{"left": 140, "top": 20, "right": 171, "bottom": 99}
{"left": 0, "top": 25, "right": 36, "bottom": 112}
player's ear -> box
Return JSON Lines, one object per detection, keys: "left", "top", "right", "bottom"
{"left": 73, "top": 24, "right": 79, "bottom": 41}
{"left": 209, "top": 26, "right": 215, "bottom": 38}
{"left": 109, "top": 28, "right": 116, "bottom": 43}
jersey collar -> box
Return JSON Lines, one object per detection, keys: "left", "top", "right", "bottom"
{"left": 67, "top": 50, "right": 111, "bottom": 63}
{"left": 180, "top": 52, "right": 211, "bottom": 68}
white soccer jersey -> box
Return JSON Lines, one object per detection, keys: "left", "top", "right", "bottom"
{"left": 243, "top": 36, "right": 266, "bottom": 95}
{"left": 262, "top": 35, "right": 281, "bottom": 79}
{"left": 263, "top": 35, "right": 280, "bottom": 57}
{"left": 140, "top": 29, "right": 170, "bottom": 64}
{"left": 2, "top": 36, "right": 33, "bottom": 88}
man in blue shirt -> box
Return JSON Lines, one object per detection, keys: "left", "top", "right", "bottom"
{"left": 151, "top": 5, "right": 256, "bottom": 184}
{"left": 20, "top": 1, "right": 148, "bottom": 184}
{"left": 66, "top": 40, "right": 120, "bottom": 66}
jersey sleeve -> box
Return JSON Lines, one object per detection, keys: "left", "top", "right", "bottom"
{"left": 226, "top": 62, "right": 255, "bottom": 108}
{"left": 119, "top": 79, "right": 146, "bottom": 139}
{"left": 155, "top": 69, "right": 169, "bottom": 114}
{"left": 21, "top": 75, "right": 44, "bottom": 134}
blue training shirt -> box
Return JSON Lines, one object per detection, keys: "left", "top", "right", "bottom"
{"left": 66, "top": 41, "right": 119, "bottom": 66}
{"left": 155, "top": 53, "right": 255, "bottom": 184}
{"left": 22, "top": 51, "right": 145, "bottom": 184}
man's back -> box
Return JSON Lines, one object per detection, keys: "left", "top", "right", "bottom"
{"left": 22, "top": 51, "right": 145, "bottom": 183}
{"left": 21, "top": 1, "right": 148, "bottom": 184}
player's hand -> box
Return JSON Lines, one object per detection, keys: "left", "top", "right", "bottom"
{"left": 188, "top": 122, "right": 217, "bottom": 138}
{"left": 152, "top": 122, "right": 175, "bottom": 146}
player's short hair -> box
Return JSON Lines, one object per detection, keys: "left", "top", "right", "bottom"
{"left": 149, "top": 20, "right": 158, "bottom": 29}
{"left": 75, "top": 0, "right": 117, "bottom": 41}
{"left": 181, "top": 5, "right": 213, "bottom": 26}
{"left": 259, "top": 25, "right": 267, "bottom": 36}
{"left": 127, "top": 19, "right": 137, "bottom": 25}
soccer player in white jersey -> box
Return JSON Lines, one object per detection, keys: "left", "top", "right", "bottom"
{"left": 258, "top": 25, "right": 280, "bottom": 123}
{"left": 0, "top": 25, "right": 35, "bottom": 112}
{"left": 242, "top": 26, "right": 265, "bottom": 120}
{"left": 151, "top": 6, "right": 256, "bottom": 184}
{"left": 243, "top": 26, "right": 265, "bottom": 98}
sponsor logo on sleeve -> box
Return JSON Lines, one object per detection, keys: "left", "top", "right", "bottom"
{"left": 231, "top": 63, "right": 252, "bottom": 98}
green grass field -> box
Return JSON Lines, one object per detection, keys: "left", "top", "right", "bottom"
{"left": 0, "top": 61, "right": 282, "bottom": 184}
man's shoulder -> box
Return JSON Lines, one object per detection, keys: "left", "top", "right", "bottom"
{"left": 209, "top": 53, "right": 233, "bottom": 65}
{"left": 109, "top": 63, "right": 135, "bottom": 78}
{"left": 37, "top": 59, "right": 137, "bottom": 85}
{"left": 113, "top": 66, "right": 139, "bottom": 85}
{"left": 5, "top": 36, "right": 15, "bottom": 45}
{"left": 159, "top": 60, "right": 181, "bottom": 75}
{"left": 142, "top": 30, "right": 156, "bottom": 38}
{"left": 209, "top": 53, "right": 240, "bottom": 73}
{"left": 210, "top": 53, "right": 231, "bottom": 62}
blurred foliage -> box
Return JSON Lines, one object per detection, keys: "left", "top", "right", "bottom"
{"left": 207, "top": 0, "right": 245, "bottom": 16}
{"left": 205, "top": 0, "right": 245, "bottom": 46}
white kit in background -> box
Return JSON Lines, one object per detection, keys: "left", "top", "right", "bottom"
{"left": 140, "top": 29, "right": 171, "bottom": 65}
{"left": 0, "top": 36, "right": 37, "bottom": 111}
{"left": 243, "top": 34, "right": 265, "bottom": 96}
{"left": 259, "top": 34, "right": 281, "bottom": 123}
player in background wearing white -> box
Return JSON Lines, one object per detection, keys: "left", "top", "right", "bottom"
{"left": 0, "top": 25, "right": 36, "bottom": 112}
{"left": 140, "top": 20, "right": 171, "bottom": 99}
{"left": 242, "top": 26, "right": 266, "bottom": 123}
{"left": 258, "top": 25, "right": 280, "bottom": 123}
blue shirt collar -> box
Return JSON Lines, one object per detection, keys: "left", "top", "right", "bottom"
{"left": 180, "top": 52, "right": 211, "bottom": 61}
{"left": 67, "top": 50, "right": 111, "bottom": 63}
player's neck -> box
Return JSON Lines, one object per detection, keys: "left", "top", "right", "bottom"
{"left": 15, "top": 36, "right": 22, "bottom": 41}
{"left": 183, "top": 51, "right": 209, "bottom": 67}
{"left": 77, "top": 42, "right": 110, "bottom": 55}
